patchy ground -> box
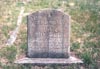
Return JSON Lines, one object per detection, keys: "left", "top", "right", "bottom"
{"left": 0, "top": 0, "right": 100, "bottom": 69}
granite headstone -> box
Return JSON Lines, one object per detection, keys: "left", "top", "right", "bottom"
{"left": 27, "top": 10, "right": 70, "bottom": 58}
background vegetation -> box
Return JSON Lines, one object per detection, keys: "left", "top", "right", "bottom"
{"left": 0, "top": 0, "right": 100, "bottom": 69}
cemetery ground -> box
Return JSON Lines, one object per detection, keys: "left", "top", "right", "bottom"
{"left": 0, "top": 0, "right": 100, "bottom": 69}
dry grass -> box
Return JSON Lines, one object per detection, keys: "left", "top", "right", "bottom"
{"left": 0, "top": 0, "right": 100, "bottom": 69}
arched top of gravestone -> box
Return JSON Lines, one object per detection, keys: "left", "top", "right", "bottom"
{"left": 27, "top": 9, "right": 70, "bottom": 25}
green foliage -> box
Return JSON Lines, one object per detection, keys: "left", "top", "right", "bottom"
{"left": 6, "top": 46, "right": 17, "bottom": 62}
{"left": 81, "top": 52, "right": 93, "bottom": 65}
{"left": 16, "top": 2, "right": 25, "bottom": 7}
{"left": 0, "top": 46, "right": 17, "bottom": 62}
{"left": 71, "top": 42, "right": 80, "bottom": 51}
{"left": 17, "top": 65, "right": 32, "bottom": 69}
{"left": 20, "top": 43, "right": 27, "bottom": 53}
{"left": 1, "top": 64, "right": 32, "bottom": 69}
{"left": 83, "top": 41, "right": 97, "bottom": 48}
{"left": 1, "top": 25, "right": 9, "bottom": 38}
{"left": 22, "top": 17, "right": 27, "bottom": 24}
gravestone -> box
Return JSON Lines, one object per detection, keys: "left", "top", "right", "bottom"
{"left": 15, "top": 9, "right": 83, "bottom": 64}
{"left": 27, "top": 10, "right": 70, "bottom": 58}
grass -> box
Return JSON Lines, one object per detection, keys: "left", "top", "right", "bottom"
{"left": 0, "top": 0, "right": 100, "bottom": 69}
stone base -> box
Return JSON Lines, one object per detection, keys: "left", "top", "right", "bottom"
{"left": 14, "top": 56, "right": 83, "bottom": 65}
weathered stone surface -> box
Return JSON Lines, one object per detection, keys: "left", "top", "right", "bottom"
{"left": 15, "top": 9, "right": 83, "bottom": 64}
{"left": 15, "top": 56, "right": 83, "bottom": 64}
{"left": 27, "top": 10, "right": 70, "bottom": 58}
